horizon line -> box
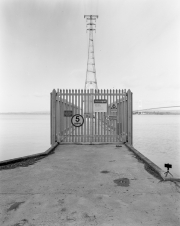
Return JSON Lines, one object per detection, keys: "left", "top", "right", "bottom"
{"left": 0, "top": 111, "right": 50, "bottom": 114}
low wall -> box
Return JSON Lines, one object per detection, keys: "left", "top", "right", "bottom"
{"left": 125, "top": 143, "right": 180, "bottom": 182}
{"left": 0, "top": 142, "right": 59, "bottom": 167}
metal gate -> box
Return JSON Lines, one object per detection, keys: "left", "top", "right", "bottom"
{"left": 50, "top": 89, "right": 133, "bottom": 145}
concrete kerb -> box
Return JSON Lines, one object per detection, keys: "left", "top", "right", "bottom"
{"left": 125, "top": 143, "right": 180, "bottom": 182}
{"left": 0, "top": 142, "right": 59, "bottom": 166}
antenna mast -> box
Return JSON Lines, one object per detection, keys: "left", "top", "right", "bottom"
{"left": 84, "top": 15, "right": 98, "bottom": 90}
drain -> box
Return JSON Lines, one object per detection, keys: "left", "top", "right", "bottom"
{"left": 114, "top": 178, "right": 130, "bottom": 187}
{"left": 116, "top": 145, "right": 122, "bottom": 147}
{"left": 101, "top": 170, "right": 110, "bottom": 174}
{"left": 7, "top": 202, "right": 24, "bottom": 212}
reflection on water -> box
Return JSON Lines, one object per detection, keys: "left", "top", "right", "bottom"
{"left": 0, "top": 114, "right": 180, "bottom": 177}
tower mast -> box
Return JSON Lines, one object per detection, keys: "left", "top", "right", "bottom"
{"left": 84, "top": 15, "right": 98, "bottom": 90}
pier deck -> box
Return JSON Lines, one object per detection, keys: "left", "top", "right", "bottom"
{"left": 0, "top": 144, "right": 180, "bottom": 226}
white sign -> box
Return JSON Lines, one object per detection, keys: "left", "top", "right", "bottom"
{"left": 108, "top": 115, "right": 117, "bottom": 120}
{"left": 111, "top": 103, "right": 117, "bottom": 112}
{"left": 94, "top": 99, "right": 107, "bottom": 112}
{"left": 71, "top": 114, "right": 84, "bottom": 127}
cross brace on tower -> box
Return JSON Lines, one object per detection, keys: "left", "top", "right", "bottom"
{"left": 84, "top": 15, "right": 98, "bottom": 90}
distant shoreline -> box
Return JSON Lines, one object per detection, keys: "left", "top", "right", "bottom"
{"left": 133, "top": 112, "right": 180, "bottom": 115}
{"left": 0, "top": 112, "right": 50, "bottom": 115}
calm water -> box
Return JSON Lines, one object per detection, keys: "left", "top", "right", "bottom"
{"left": 0, "top": 114, "right": 180, "bottom": 177}
{"left": 133, "top": 115, "right": 180, "bottom": 177}
{"left": 0, "top": 114, "right": 50, "bottom": 161}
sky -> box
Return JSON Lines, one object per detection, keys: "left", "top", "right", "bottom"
{"left": 0, "top": 0, "right": 180, "bottom": 112}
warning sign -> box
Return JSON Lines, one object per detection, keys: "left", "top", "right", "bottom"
{"left": 108, "top": 115, "right": 117, "bottom": 120}
{"left": 64, "top": 110, "right": 73, "bottom": 117}
{"left": 111, "top": 103, "right": 117, "bottom": 112}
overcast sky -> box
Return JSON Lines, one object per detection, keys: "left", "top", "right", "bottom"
{"left": 0, "top": 0, "right": 180, "bottom": 112}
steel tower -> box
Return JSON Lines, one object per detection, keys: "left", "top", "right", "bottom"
{"left": 84, "top": 15, "right": 98, "bottom": 90}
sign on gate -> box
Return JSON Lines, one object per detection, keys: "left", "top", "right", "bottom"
{"left": 111, "top": 103, "right": 117, "bottom": 112}
{"left": 71, "top": 114, "right": 84, "bottom": 127}
{"left": 94, "top": 99, "right": 107, "bottom": 112}
{"left": 108, "top": 115, "right": 117, "bottom": 120}
{"left": 64, "top": 110, "right": 73, "bottom": 117}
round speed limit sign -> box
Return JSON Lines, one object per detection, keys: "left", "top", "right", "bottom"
{"left": 71, "top": 114, "right": 84, "bottom": 127}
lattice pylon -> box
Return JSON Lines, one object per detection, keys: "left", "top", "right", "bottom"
{"left": 84, "top": 15, "right": 98, "bottom": 90}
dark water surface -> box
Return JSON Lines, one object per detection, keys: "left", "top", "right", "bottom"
{"left": 0, "top": 114, "right": 180, "bottom": 176}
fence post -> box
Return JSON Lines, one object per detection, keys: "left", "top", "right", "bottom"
{"left": 122, "top": 89, "right": 127, "bottom": 142}
{"left": 125, "top": 90, "right": 128, "bottom": 142}
{"left": 50, "top": 92, "right": 52, "bottom": 145}
{"left": 56, "top": 89, "right": 60, "bottom": 143}
{"left": 127, "top": 89, "right": 133, "bottom": 145}
{"left": 51, "top": 89, "right": 56, "bottom": 146}
{"left": 131, "top": 91, "right": 133, "bottom": 145}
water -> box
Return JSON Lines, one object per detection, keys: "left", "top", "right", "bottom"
{"left": 0, "top": 114, "right": 180, "bottom": 177}
{"left": 0, "top": 114, "right": 50, "bottom": 161}
{"left": 133, "top": 115, "right": 180, "bottom": 177}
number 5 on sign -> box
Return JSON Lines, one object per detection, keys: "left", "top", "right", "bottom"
{"left": 75, "top": 115, "right": 80, "bottom": 122}
{"left": 71, "top": 114, "right": 84, "bottom": 127}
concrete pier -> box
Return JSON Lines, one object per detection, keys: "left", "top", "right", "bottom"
{"left": 0, "top": 144, "right": 180, "bottom": 226}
